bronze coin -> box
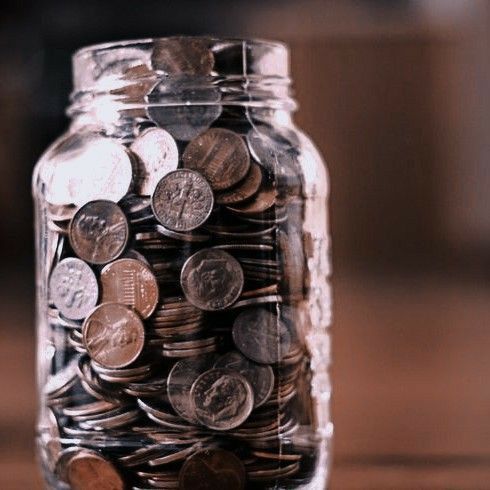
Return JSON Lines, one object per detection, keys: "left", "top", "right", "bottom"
{"left": 179, "top": 449, "right": 246, "bottom": 490}
{"left": 100, "top": 258, "right": 159, "bottom": 319}
{"left": 67, "top": 450, "right": 124, "bottom": 490}
{"left": 69, "top": 200, "right": 129, "bottom": 265}
{"left": 182, "top": 128, "right": 250, "bottom": 191}
{"left": 180, "top": 248, "right": 244, "bottom": 311}
{"left": 226, "top": 181, "right": 276, "bottom": 215}
{"left": 215, "top": 162, "right": 263, "bottom": 205}
{"left": 83, "top": 303, "right": 145, "bottom": 369}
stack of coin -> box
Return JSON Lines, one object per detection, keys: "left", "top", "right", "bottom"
{"left": 39, "top": 37, "right": 319, "bottom": 490}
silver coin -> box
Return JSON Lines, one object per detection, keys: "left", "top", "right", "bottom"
{"left": 130, "top": 127, "right": 179, "bottom": 196}
{"left": 232, "top": 307, "right": 291, "bottom": 364}
{"left": 151, "top": 170, "right": 214, "bottom": 232}
{"left": 190, "top": 368, "right": 254, "bottom": 430}
{"left": 215, "top": 351, "right": 274, "bottom": 408}
{"left": 49, "top": 258, "right": 98, "bottom": 320}
{"left": 180, "top": 248, "right": 244, "bottom": 311}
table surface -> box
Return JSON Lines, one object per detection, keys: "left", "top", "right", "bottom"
{"left": 1, "top": 271, "right": 489, "bottom": 489}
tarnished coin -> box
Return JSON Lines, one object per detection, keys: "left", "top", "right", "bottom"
{"left": 69, "top": 200, "right": 129, "bottom": 265}
{"left": 151, "top": 170, "right": 214, "bottom": 232}
{"left": 190, "top": 368, "right": 253, "bottom": 430}
{"left": 182, "top": 128, "right": 250, "bottom": 191}
{"left": 215, "top": 351, "right": 274, "bottom": 408}
{"left": 179, "top": 449, "right": 246, "bottom": 490}
{"left": 215, "top": 162, "right": 262, "bottom": 205}
{"left": 130, "top": 127, "right": 179, "bottom": 195}
{"left": 49, "top": 258, "right": 98, "bottom": 320}
{"left": 232, "top": 307, "right": 291, "bottom": 364}
{"left": 83, "top": 303, "right": 145, "bottom": 369}
{"left": 100, "top": 258, "right": 159, "bottom": 319}
{"left": 180, "top": 248, "right": 244, "bottom": 311}
{"left": 67, "top": 450, "right": 124, "bottom": 490}
{"left": 226, "top": 181, "right": 277, "bottom": 215}
{"left": 151, "top": 37, "right": 214, "bottom": 75}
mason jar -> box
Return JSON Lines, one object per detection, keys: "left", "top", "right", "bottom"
{"left": 32, "top": 37, "right": 332, "bottom": 490}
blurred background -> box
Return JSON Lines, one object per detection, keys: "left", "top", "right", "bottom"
{"left": 1, "top": 0, "right": 489, "bottom": 488}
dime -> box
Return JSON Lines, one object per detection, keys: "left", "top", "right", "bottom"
{"left": 83, "top": 303, "right": 145, "bottom": 369}
{"left": 215, "top": 351, "right": 274, "bottom": 408}
{"left": 151, "top": 170, "right": 214, "bottom": 232}
{"left": 69, "top": 200, "right": 129, "bottom": 265}
{"left": 130, "top": 127, "right": 179, "bottom": 195}
{"left": 100, "top": 258, "right": 159, "bottom": 319}
{"left": 215, "top": 162, "right": 262, "bottom": 205}
{"left": 182, "top": 128, "right": 250, "bottom": 191}
{"left": 232, "top": 307, "right": 291, "bottom": 364}
{"left": 190, "top": 368, "right": 253, "bottom": 430}
{"left": 179, "top": 449, "right": 246, "bottom": 490}
{"left": 151, "top": 38, "right": 214, "bottom": 75}
{"left": 49, "top": 258, "right": 98, "bottom": 320}
{"left": 180, "top": 248, "right": 244, "bottom": 311}
{"left": 67, "top": 450, "right": 124, "bottom": 490}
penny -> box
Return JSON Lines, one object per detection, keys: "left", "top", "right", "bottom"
{"left": 151, "top": 170, "right": 214, "bottom": 232}
{"left": 215, "top": 162, "right": 262, "bottom": 205}
{"left": 67, "top": 450, "right": 124, "bottom": 490}
{"left": 190, "top": 368, "right": 253, "bottom": 430}
{"left": 69, "top": 200, "right": 129, "bottom": 265}
{"left": 179, "top": 449, "right": 246, "bottom": 490}
{"left": 215, "top": 351, "right": 274, "bottom": 408}
{"left": 49, "top": 258, "right": 98, "bottom": 320}
{"left": 232, "top": 307, "right": 292, "bottom": 364}
{"left": 130, "top": 127, "right": 179, "bottom": 195}
{"left": 226, "top": 181, "right": 277, "bottom": 215}
{"left": 83, "top": 303, "right": 145, "bottom": 369}
{"left": 180, "top": 248, "right": 244, "bottom": 311}
{"left": 182, "top": 128, "right": 250, "bottom": 191}
{"left": 151, "top": 38, "right": 214, "bottom": 75}
{"left": 100, "top": 258, "right": 159, "bottom": 319}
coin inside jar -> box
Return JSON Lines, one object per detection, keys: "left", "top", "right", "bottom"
{"left": 151, "top": 169, "right": 214, "bottom": 232}
{"left": 182, "top": 128, "right": 250, "bottom": 191}
{"left": 100, "top": 258, "right": 159, "bottom": 319}
{"left": 83, "top": 303, "right": 145, "bottom": 369}
{"left": 180, "top": 248, "right": 244, "bottom": 311}
{"left": 69, "top": 200, "right": 129, "bottom": 265}
{"left": 215, "top": 161, "right": 263, "bottom": 205}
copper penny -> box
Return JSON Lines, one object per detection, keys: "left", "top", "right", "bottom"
{"left": 215, "top": 162, "right": 263, "bottom": 205}
{"left": 69, "top": 200, "right": 129, "bottom": 265}
{"left": 100, "top": 258, "right": 159, "bottom": 319}
{"left": 182, "top": 128, "right": 250, "bottom": 191}
{"left": 83, "top": 303, "right": 145, "bottom": 369}
{"left": 226, "top": 181, "right": 276, "bottom": 215}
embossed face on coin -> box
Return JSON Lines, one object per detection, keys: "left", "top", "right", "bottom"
{"left": 83, "top": 303, "right": 145, "bottom": 369}
{"left": 179, "top": 449, "right": 246, "bottom": 490}
{"left": 190, "top": 368, "right": 253, "bottom": 430}
{"left": 180, "top": 248, "right": 244, "bottom": 311}
{"left": 232, "top": 307, "right": 291, "bottom": 364}
{"left": 183, "top": 128, "right": 250, "bottom": 191}
{"left": 100, "top": 258, "right": 159, "bottom": 319}
{"left": 49, "top": 258, "right": 98, "bottom": 320}
{"left": 69, "top": 200, "right": 129, "bottom": 265}
{"left": 151, "top": 170, "right": 214, "bottom": 232}
{"left": 130, "top": 127, "right": 179, "bottom": 196}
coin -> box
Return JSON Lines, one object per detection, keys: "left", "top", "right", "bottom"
{"left": 190, "top": 368, "right": 253, "bottom": 430}
{"left": 151, "top": 170, "right": 214, "bottom": 232}
{"left": 83, "top": 303, "right": 145, "bottom": 369}
{"left": 100, "top": 258, "right": 159, "bottom": 319}
{"left": 182, "top": 128, "right": 250, "bottom": 191}
{"left": 49, "top": 258, "right": 98, "bottom": 320}
{"left": 226, "top": 180, "right": 276, "bottom": 215}
{"left": 69, "top": 200, "right": 129, "bottom": 265}
{"left": 232, "top": 307, "right": 292, "bottom": 364}
{"left": 179, "top": 449, "right": 246, "bottom": 490}
{"left": 215, "top": 162, "right": 262, "bottom": 205}
{"left": 67, "top": 450, "right": 124, "bottom": 490}
{"left": 215, "top": 351, "right": 274, "bottom": 408}
{"left": 180, "top": 248, "right": 244, "bottom": 311}
{"left": 130, "top": 127, "right": 179, "bottom": 195}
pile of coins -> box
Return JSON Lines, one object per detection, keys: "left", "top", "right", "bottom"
{"left": 38, "top": 38, "right": 318, "bottom": 490}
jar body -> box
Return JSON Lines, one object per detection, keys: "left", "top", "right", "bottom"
{"left": 33, "top": 38, "right": 332, "bottom": 490}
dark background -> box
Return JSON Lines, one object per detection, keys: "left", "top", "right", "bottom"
{"left": 1, "top": 1, "right": 489, "bottom": 488}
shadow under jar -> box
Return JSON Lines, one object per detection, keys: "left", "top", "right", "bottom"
{"left": 32, "top": 37, "right": 332, "bottom": 490}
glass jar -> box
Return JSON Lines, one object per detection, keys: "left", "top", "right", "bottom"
{"left": 33, "top": 37, "right": 332, "bottom": 490}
